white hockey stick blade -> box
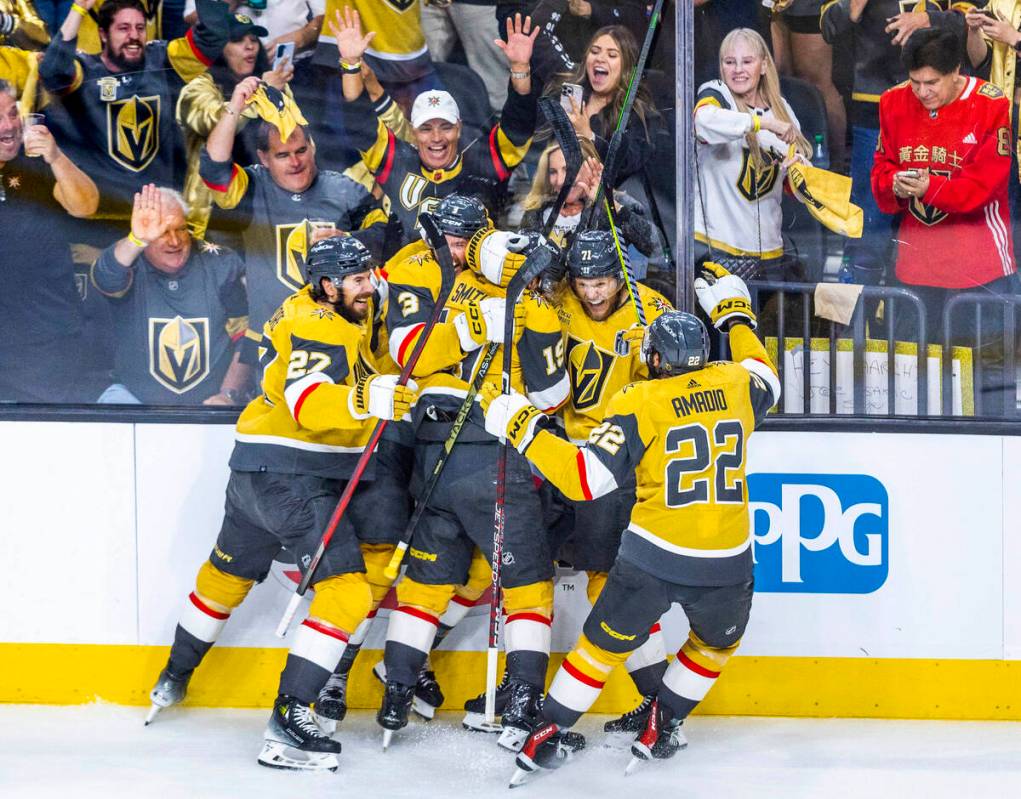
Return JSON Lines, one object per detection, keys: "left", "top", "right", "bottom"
{"left": 143, "top": 704, "right": 161, "bottom": 726}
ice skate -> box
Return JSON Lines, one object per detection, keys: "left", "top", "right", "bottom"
{"left": 377, "top": 680, "right": 415, "bottom": 751}
{"left": 145, "top": 666, "right": 191, "bottom": 726}
{"left": 602, "top": 693, "right": 655, "bottom": 748}
{"left": 497, "top": 680, "right": 541, "bottom": 752}
{"left": 508, "top": 721, "right": 585, "bottom": 788}
{"left": 624, "top": 699, "right": 687, "bottom": 775}
{"left": 372, "top": 660, "right": 444, "bottom": 721}
{"left": 462, "top": 672, "right": 510, "bottom": 733}
{"left": 258, "top": 695, "right": 341, "bottom": 772}
{"left": 314, "top": 670, "right": 349, "bottom": 735}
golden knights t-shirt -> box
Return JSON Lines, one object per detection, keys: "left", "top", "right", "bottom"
{"left": 91, "top": 241, "right": 248, "bottom": 405}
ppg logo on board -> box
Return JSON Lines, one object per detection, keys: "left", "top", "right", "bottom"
{"left": 748, "top": 474, "right": 888, "bottom": 594}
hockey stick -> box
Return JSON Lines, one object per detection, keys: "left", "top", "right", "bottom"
{"left": 583, "top": 0, "right": 665, "bottom": 227}
{"left": 382, "top": 99, "right": 582, "bottom": 581}
{"left": 274, "top": 214, "right": 457, "bottom": 638}
{"left": 604, "top": 197, "right": 648, "bottom": 327}
{"left": 486, "top": 245, "right": 554, "bottom": 726}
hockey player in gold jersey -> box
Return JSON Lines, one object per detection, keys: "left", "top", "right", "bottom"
{"left": 480, "top": 262, "right": 781, "bottom": 784}
{"left": 146, "top": 236, "right": 418, "bottom": 773}
{"left": 375, "top": 205, "right": 570, "bottom": 752}
{"left": 552, "top": 229, "right": 674, "bottom": 743}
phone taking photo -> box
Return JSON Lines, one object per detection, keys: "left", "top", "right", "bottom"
{"left": 560, "top": 82, "right": 584, "bottom": 114}
{"left": 274, "top": 41, "right": 295, "bottom": 69}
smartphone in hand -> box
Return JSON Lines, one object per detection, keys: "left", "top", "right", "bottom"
{"left": 274, "top": 41, "right": 296, "bottom": 69}
{"left": 560, "top": 82, "right": 584, "bottom": 114}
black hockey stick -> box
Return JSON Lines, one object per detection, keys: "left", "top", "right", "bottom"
{"left": 383, "top": 99, "right": 583, "bottom": 581}
{"left": 275, "top": 214, "right": 457, "bottom": 637}
{"left": 486, "top": 244, "right": 554, "bottom": 724}
{"left": 583, "top": 0, "right": 665, "bottom": 226}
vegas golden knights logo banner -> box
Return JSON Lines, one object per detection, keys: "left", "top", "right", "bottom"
{"left": 107, "top": 95, "right": 160, "bottom": 172}
{"left": 566, "top": 337, "right": 614, "bottom": 411}
{"left": 149, "top": 316, "right": 210, "bottom": 394}
{"left": 277, "top": 221, "right": 335, "bottom": 291}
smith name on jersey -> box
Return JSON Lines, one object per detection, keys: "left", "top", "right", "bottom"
{"left": 522, "top": 324, "right": 780, "bottom": 586}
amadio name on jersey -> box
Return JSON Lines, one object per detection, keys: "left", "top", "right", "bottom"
{"left": 748, "top": 473, "right": 888, "bottom": 594}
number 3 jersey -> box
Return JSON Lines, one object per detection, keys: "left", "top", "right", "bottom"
{"left": 523, "top": 325, "right": 780, "bottom": 586}
{"left": 229, "top": 285, "right": 378, "bottom": 480}
{"left": 872, "top": 76, "right": 1015, "bottom": 288}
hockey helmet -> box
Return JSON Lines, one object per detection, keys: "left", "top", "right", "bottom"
{"left": 566, "top": 229, "right": 624, "bottom": 281}
{"left": 642, "top": 311, "right": 710, "bottom": 376}
{"left": 427, "top": 194, "right": 491, "bottom": 240}
{"left": 305, "top": 235, "right": 374, "bottom": 287}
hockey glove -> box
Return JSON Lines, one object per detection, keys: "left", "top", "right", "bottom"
{"left": 348, "top": 374, "right": 418, "bottom": 422}
{"left": 478, "top": 383, "right": 546, "bottom": 453}
{"left": 466, "top": 229, "right": 528, "bottom": 288}
{"left": 613, "top": 323, "right": 647, "bottom": 360}
{"left": 694, "top": 261, "right": 757, "bottom": 330}
{"left": 453, "top": 297, "right": 525, "bottom": 352}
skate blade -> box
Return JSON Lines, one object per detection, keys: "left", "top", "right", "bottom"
{"left": 497, "top": 726, "right": 529, "bottom": 753}
{"left": 624, "top": 755, "right": 644, "bottom": 776}
{"left": 463, "top": 712, "right": 502, "bottom": 733}
{"left": 382, "top": 729, "right": 394, "bottom": 751}
{"left": 257, "top": 741, "right": 338, "bottom": 772}
{"left": 508, "top": 766, "right": 532, "bottom": 789}
{"left": 412, "top": 697, "right": 436, "bottom": 721}
{"left": 143, "top": 704, "right": 161, "bottom": 726}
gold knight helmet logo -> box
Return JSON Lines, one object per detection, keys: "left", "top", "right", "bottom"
{"left": 565, "top": 336, "right": 614, "bottom": 411}
{"left": 149, "top": 316, "right": 210, "bottom": 394}
{"left": 107, "top": 94, "right": 160, "bottom": 172}
{"left": 277, "top": 221, "right": 335, "bottom": 291}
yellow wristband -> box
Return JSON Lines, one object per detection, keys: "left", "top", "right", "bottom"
{"left": 70, "top": 3, "right": 88, "bottom": 16}
{"left": 127, "top": 231, "right": 149, "bottom": 248}
{"left": 751, "top": 113, "right": 761, "bottom": 133}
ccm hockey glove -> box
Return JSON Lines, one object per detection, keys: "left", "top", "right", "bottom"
{"left": 348, "top": 374, "right": 418, "bottom": 421}
{"left": 479, "top": 383, "right": 546, "bottom": 453}
{"left": 694, "top": 261, "right": 757, "bottom": 330}
{"left": 453, "top": 296, "right": 526, "bottom": 352}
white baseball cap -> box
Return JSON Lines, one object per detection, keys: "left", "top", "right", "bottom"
{"left": 411, "top": 90, "right": 461, "bottom": 128}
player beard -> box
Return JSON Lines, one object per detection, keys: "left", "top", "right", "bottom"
{"left": 334, "top": 288, "right": 373, "bottom": 325}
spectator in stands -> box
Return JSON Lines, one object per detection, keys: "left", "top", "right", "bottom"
{"left": 67, "top": 0, "right": 159, "bottom": 55}
{"left": 92, "top": 184, "right": 251, "bottom": 406}
{"left": 520, "top": 139, "right": 602, "bottom": 243}
{"left": 333, "top": 6, "right": 539, "bottom": 256}
{"left": 694, "top": 27, "right": 811, "bottom": 279}
{"left": 199, "top": 75, "right": 384, "bottom": 367}
{"left": 872, "top": 27, "right": 1019, "bottom": 416}
{"left": 421, "top": 0, "right": 508, "bottom": 113}
{"left": 0, "top": 79, "right": 99, "bottom": 403}
{"left": 769, "top": 0, "right": 846, "bottom": 169}
{"left": 0, "top": 0, "right": 50, "bottom": 49}
{"left": 546, "top": 24, "right": 662, "bottom": 189}
{"left": 177, "top": 12, "right": 294, "bottom": 237}
{"left": 40, "top": 0, "right": 228, "bottom": 221}
{"left": 822, "top": 0, "right": 964, "bottom": 284}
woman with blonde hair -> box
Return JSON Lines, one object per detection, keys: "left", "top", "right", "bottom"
{"left": 520, "top": 138, "right": 603, "bottom": 245}
{"left": 694, "top": 27, "right": 812, "bottom": 279}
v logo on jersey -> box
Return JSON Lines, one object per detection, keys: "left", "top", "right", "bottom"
{"left": 149, "top": 316, "right": 210, "bottom": 394}
{"left": 107, "top": 95, "right": 160, "bottom": 172}
{"left": 736, "top": 148, "right": 780, "bottom": 202}
{"left": 566, "top": 336, "right": 614, "bottom": 411}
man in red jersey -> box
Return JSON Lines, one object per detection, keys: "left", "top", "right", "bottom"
{"left": 872, "top": 26, "right": 1020, "bottom": 416}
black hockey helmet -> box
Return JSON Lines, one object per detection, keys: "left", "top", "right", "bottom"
{"left": 643, "top": 311, "right": 710, "bottom": 376}
{"left": 427, "top": 194, "right": 491, "bottom": 240}
{"left": 566, "top": 229, "right": 624, "bottom": 281}
{"left": 305, "top": 235, "right": 374, "bottom": 287}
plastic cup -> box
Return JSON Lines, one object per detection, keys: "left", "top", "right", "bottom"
{"left": 23, "top": 113, "right": 45, "bottom": 157}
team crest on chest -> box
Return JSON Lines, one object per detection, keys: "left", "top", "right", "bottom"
{"left": 565, "top": 336, "right": 614, "bottom": 411}
{"left": 149, "top": 315, "right": 210, "bottom": 394}
{"left": 399, "top": 173, "right": 428, "bottom": 211}
{"left": 107, "top": 94, "right": 160, "bottom": 172}
{"left": 736, "top": 149, "right": 780, "bottom": 202}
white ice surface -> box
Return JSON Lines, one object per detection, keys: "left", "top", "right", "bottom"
{"left": 3, "top": 705, "right": 1021, "bottom": 799}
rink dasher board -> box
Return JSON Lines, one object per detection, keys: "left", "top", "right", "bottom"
{"left": 1, "top": 422, "right": 1019, "bottom": 719}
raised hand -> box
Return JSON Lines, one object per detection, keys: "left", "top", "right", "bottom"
{"left": 131, "top": 183, "right": 170, "bottom": 245}
{"left": 496, "top": 13, "right": 538, "bottom": 70}
{"left": 262, "top": 57, "right": 294, "bottom": 90}
{"left": 885, "top": 11, "right": 929, "bottom": 47}
{"left": 567, "top": 156, "right": 602, "bottom": 205}
{"left": 329, "top": 5, "right": 375, "bottom": 64}
{"left": 228, "top": 75, "right": 261, "bottom": 114}
{"left": 567, "top": 96, "right": 593, "bottom": 140}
